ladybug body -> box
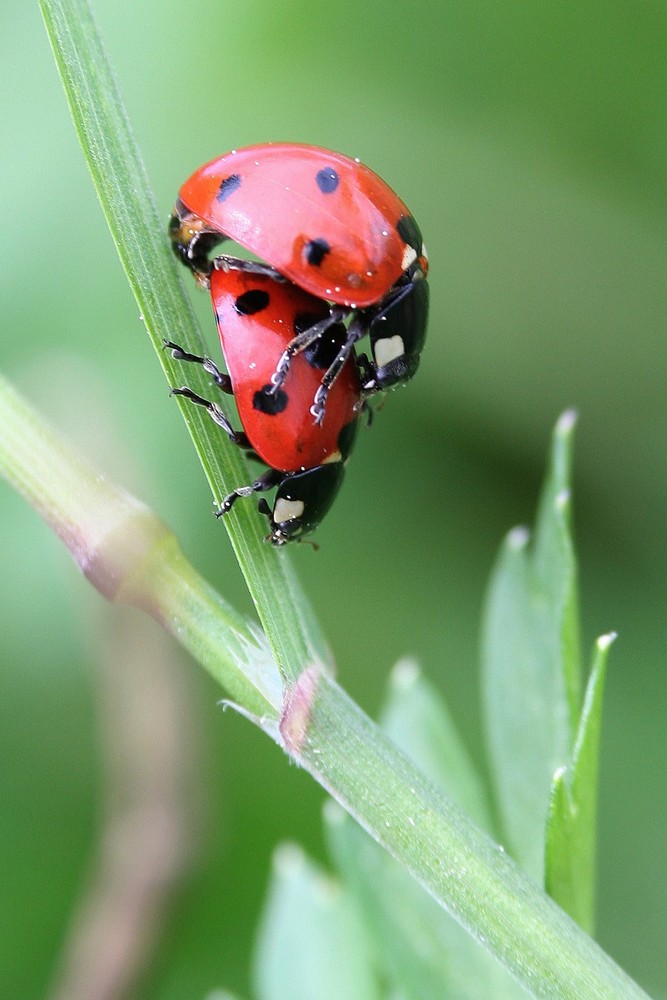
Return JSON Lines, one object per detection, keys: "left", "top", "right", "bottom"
{"left": 167, "top": 265, "right": 362, "bottom": 545}
{"left": 211, "top": 266, "right": 360, "bottom": 472}
{"left": 170, "top": 143, "right": 429, "bottom": 418}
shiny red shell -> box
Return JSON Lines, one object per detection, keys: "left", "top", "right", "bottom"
{"left": 210, "top": 267, "right": 361, "bottom": 472}
{"left": 180, "top": 143, "right": 422, "bottom": 308}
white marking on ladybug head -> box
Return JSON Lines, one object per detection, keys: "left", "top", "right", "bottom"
{"left": 401, "top": 244, "right": 418, "bottom": 271}
{"left": 421, "top": 242, "right": 428, "bottom": 261}
{"left": 274, "top": 498, "right": 305, "bottom": 524}
{"left": 374, "top": 334, "right": 405, "bottom": 368}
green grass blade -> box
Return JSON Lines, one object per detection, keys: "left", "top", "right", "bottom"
{"left": 380, "top": 659, "right": 493, "bottom": 833}
{"left": 38, "top": 0, "right": 330, "bottom": 680}
{"left": 252, "top": 845, "right": 380, "bottom": 1000}
{"left": 482, "top": 411, "right": 581, "bottom": 878}
{"left": 545, "top": 633, "right": 614, "bottom": 933}
{"left": 532, "top": 412, "right": 582, "bottom": 726}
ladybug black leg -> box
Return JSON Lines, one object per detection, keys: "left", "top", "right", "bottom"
{"left": 360, "top": 398, "right": 375, "bottom": 429}
{"left": 170, "top": 386, "right": 253, "bottom": 450}
{"left": 309, "top": 315, "right": 367, "bottom": 425}
{"left": 354, "top": 351, "right": 373, "bottom": 382}
{"left": 216, "top": 468, "right": 283, "bottom": 517}
{"left": 164, "top": 340, "right": 233, "bottom": 394}
{"left": 265, "top": 306, "right": 351, "bottom": 400}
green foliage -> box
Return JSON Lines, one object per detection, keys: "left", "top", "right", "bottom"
{"left": 241, "top": 420, "right": 634, "bottom": 998}
{"left": 2, "top": 0, "right": 663, "bottom": 995}
{"left": 482, "top": 411, "right": 581, "bottom": 880}
{"left": 253, "top": 845, "right": 380, "bottom": 1000}
{"left": 4, "top": 356, "right": 638, "bottom": 995}
{"left": 545, "top": 635, "right": 612, "bottom": 932}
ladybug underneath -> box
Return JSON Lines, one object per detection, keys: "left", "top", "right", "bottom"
{"left": 167, "top": 264, "right": 362, "bottom": 545}
{"left": 170, "top": 143, "right": 429, "bottom": 423}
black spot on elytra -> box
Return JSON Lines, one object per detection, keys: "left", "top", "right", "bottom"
{"left": 337, "top": 417, "right": 359, "bottom": 461}
{"left": 253, "top": 385, "right": 288, "bottom": 415}
{"left": 302, "top": 323, "right": 347, "bottom": 370}
{"left": 304, "top": 238, "right": 331, "bottom": 267}
{"left": 315, "top": 167, "right": 339, "bottom": 194}
{"left": 234, "top": 289, "right": 270, "bottom": 315}
{"left": 396, "top": 214, "right": 422, "bottom": 253}
{"left": 216, "top": 174, "right": 242, "bottom": 202}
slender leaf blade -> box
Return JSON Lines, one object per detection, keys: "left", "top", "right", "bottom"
{"left": 252, "top": 844, "right": 380, "bottom": 1000}
{"left": 38, "top": 0, "right": 330, "bottom": 678}
{"left": 482, "top": 411, "right": 581, "bottom": 878}
{"left": 545, "top": 633, "right": 614, "bottom": 932}
{"left": 381, "top": 658, "right": 493, "bottom": 833}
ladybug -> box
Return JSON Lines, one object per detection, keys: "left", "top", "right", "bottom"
{"left": 170, "top": 143, "right": 429, "bottom": 422}
{"left": 166, "top": 263, "right": 362, "bottom": 545}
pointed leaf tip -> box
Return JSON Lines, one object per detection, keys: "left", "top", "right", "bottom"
{"left": 556, "top": 409, "right": 578, "bottom": 436}
{"left": 597, "top": 631, "right": 617, "bottom": 652}
{"left": 506, "top": 525, "right": 530, "bottom": 549}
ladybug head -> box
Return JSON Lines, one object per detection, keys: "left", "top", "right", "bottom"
{"left": 258, "top": 463, "right": 345, "bottom": 546}
{"left": 169, "top": 201, "right": 222, "bottom": 283}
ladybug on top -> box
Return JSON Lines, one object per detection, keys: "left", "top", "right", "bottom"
{"left": 170, "top": 142, "right": 429, "bottom": 423}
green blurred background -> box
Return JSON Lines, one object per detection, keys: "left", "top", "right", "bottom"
{"left": 2, "top": 1, "right": 666, "bottom": 996}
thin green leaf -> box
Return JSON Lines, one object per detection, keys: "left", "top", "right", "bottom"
{"left": 545, "top": 633, "right": 614, "bottom": 933}
{"left": 532, "top": 412, "right": 582, "bottom": 726}
{"left": 38, "top": 0, "right": 330, "bottom": 681}
{"left": 482, "top": 411, "right": 581, "bottom": 877}
{"left": 252, "top": 844, "right": 380, "bottom": 1000}
{"left": 381, "top": 659, "right": 493, "bottom": 832}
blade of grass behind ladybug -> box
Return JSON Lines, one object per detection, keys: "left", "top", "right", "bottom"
{"left": 38, "top": 0, "right": 333, "bottom": 679}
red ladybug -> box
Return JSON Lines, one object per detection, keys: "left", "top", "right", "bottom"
{"left": 166, "top": 264, "right": 362, "bottom": 545}
{"left": 170, "top": 143, "right": 429, "bottom": 422}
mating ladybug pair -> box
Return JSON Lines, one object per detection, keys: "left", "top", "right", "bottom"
{"left": 168, "top": 143, "right": 429, "bottom": 545}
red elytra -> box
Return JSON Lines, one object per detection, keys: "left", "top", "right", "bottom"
{"left": 210, "top": 266, "right": 362, "bottom": 472}
{"left": 179, "top": 143, "right": 425, "bottom": 308}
